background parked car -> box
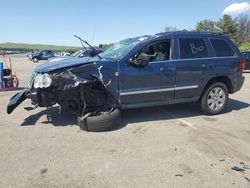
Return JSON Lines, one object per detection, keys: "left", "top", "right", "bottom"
{"left": 48, "top": 48, "right": 104, "bottom": 63}
{"left": 31, "top": 50, "right": 55, "bottom": 63}
{"left": 242, "top": 51, "right": 250, "bottom": 70}
{"left": 27, "top": 51, "right": 35, "bottom": 60}
{"left": 54, "top": 52, "right": 71, "bottom": 57}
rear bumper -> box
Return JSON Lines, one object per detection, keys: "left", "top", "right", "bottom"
{"left": 232, "top": 76, "right": 245, "bottom": 93}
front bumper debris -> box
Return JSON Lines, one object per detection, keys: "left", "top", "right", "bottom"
{"left": 6, "top": 63, "right": 120, "bottom": 116}
{"left": 7, "top": 89, "right": 28, "bottom": 114}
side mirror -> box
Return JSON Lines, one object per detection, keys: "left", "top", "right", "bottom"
{"left": 131, "top": 54, "right": 149, "bottom": 66}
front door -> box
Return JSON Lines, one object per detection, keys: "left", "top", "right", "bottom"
{"left": 119, "top": 40, "right": 176, "bottom": 104}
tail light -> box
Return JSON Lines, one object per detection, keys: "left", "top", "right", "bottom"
{"left": 240, "top": 59, "right": 245, "bottom": 72}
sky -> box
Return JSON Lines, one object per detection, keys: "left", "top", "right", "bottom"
{"left": 0, "top": 0, "right": 249, "bottom": 46}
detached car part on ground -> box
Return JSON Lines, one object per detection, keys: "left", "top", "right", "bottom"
{"left": 7, "top": 32, "right": 245, "bottom": 132}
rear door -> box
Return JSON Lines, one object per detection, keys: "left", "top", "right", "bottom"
{"left": 175, "top": 37, "right": 214, "bottom": 99}
{"left": 119, "top": 39, "right": 176, "bottom": 104}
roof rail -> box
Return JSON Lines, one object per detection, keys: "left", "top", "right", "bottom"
{"left": 155, "top": 31, "right": 225, "bottom": 36}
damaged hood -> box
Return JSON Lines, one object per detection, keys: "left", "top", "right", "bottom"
{"left": 34, "top": 56, "right": 99, "bottom": 73}
{"left": 48, "top": 56, "right": 75, "bottom": 62}
{"left": 51, "top": 60, "right": 120, "bottom": 100}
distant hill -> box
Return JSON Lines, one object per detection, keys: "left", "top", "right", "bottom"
{"left": 0, "top": 42, "right": 81, "bottom": 52}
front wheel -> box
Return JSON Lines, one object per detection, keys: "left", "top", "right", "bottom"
{"left": 33, "top": 57, "right": 39, "bottom": 63}
{"left": 78, "top": 109, "right": 122, "bottom": 132}
{"left": 200, "top": 82, "right": 228, "bottom": 115}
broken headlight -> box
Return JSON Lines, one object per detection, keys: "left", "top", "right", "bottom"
{"left": 33, "top": 73, "right": 52, "bottom": 89}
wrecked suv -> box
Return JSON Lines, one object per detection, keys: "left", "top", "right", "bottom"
{"left": 7, "top": 32, "right": 245, "bottom": 131}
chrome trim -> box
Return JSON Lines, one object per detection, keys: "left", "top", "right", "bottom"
{"left": 120, "top": 85, "right": 199, "bottom": 96}
{"left": 120, "top": 87, "right": 174, "bottom": 96}
{"left": 167, "top": 56, "right": 238, "bottom": 62}
{"left": 175, "top": 85, "right": 198, "bottom": 90}
{"left": 135, "top": 56, "right": 238, "bottom": 64}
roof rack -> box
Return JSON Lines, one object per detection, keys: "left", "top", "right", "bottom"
{"left": 155, "top": 31, "right": 224, "bottom": 36}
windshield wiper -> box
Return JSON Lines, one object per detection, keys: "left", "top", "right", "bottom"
{"left": 74, "top": 35, "right": 102, "bottom": 59}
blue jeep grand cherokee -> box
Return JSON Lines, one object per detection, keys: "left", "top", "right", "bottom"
{"left": 7, "top": 32, "right": 245, "bottom": 131}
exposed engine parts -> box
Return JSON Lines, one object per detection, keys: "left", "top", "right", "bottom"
{"left": 31, "top": 64, "right": 119, "bottom": 116}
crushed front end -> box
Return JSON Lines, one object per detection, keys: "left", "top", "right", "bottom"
{"left": 7, "top": 63, "right": 120, "bottom": 117}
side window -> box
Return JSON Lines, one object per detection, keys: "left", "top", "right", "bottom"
{"left": 140, "top": 41, "right": 171, "bottom": 62}
{"left": 179, "top": 38, "right": 208, "bottom": 59}
{"left": 210, "top": 39, "right": 235, "bottom": 57}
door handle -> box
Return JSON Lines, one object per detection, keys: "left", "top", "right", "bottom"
{"left": 160, "top": 67, "right": 167, "bottom": 71}
{"left": 201, "top": 63, "right": 215, "bottom": 69}
{"left": 160, "top": 66, "right": 175, "bottom": 71}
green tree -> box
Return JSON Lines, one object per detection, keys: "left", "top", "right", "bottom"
{"left": 195, "top": 20, "right": 220, "bottom": 33}
{"left": 217, "top": 14, "right": 238, "bottom": 43}
{"left": 236, "top": 14, "right": 250, "bottom": 45}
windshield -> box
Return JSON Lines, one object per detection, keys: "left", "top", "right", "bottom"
{"left": 99, "top": 37, "right": 149, "bottom": 60}
{"left": 70, "top": 49, "right": 84, "bottom": 57}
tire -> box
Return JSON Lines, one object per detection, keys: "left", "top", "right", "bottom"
{"left": 78, "top": 109, "right": 122, "bottom": 132}
{"left": 200, "top": 82, "right": 228, "bottom": 115}
{"left": 33, "top": 57, "right": 39, "bottom": 63}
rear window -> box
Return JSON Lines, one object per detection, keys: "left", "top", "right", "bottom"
{"left": 179, "top": 38, "right": 208, "bottom": 59}
{"left": 210, "top": 39, "right": 235, "bottom": 57}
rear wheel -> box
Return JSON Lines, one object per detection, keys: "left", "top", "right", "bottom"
{"left": 78, "top": 109, "right": 122, "bottom": 132}
{"left": 200, "top": 82, "right": 228, "bottom": 115}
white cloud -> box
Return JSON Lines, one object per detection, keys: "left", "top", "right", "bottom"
{"left": 222, "top": 2, "right": 250, "bottom": 15}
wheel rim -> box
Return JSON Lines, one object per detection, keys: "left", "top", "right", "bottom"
{"left": 207, "top": 87, "right": 226, "bottom": 111}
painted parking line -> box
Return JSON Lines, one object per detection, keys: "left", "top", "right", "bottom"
{"left": 156, "top": 107, "right": 197, "bottom": 129}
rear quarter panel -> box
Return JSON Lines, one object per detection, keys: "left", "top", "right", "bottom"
{"left": 197, "top": 36, "right": 243, "bottom": 96}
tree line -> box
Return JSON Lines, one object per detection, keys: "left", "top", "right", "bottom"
{"left": 165, "top": 14, "right": 250, "bottom": 50}
{"left": 196, "top": 14, "right": 250, "bottom": 46}
{"left": 0, "top": 42, "right": 81, "bottom": 53}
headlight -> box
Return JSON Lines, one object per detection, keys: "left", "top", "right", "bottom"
{"left": 33, "top": 73, "right": 52, "bottom": 88}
